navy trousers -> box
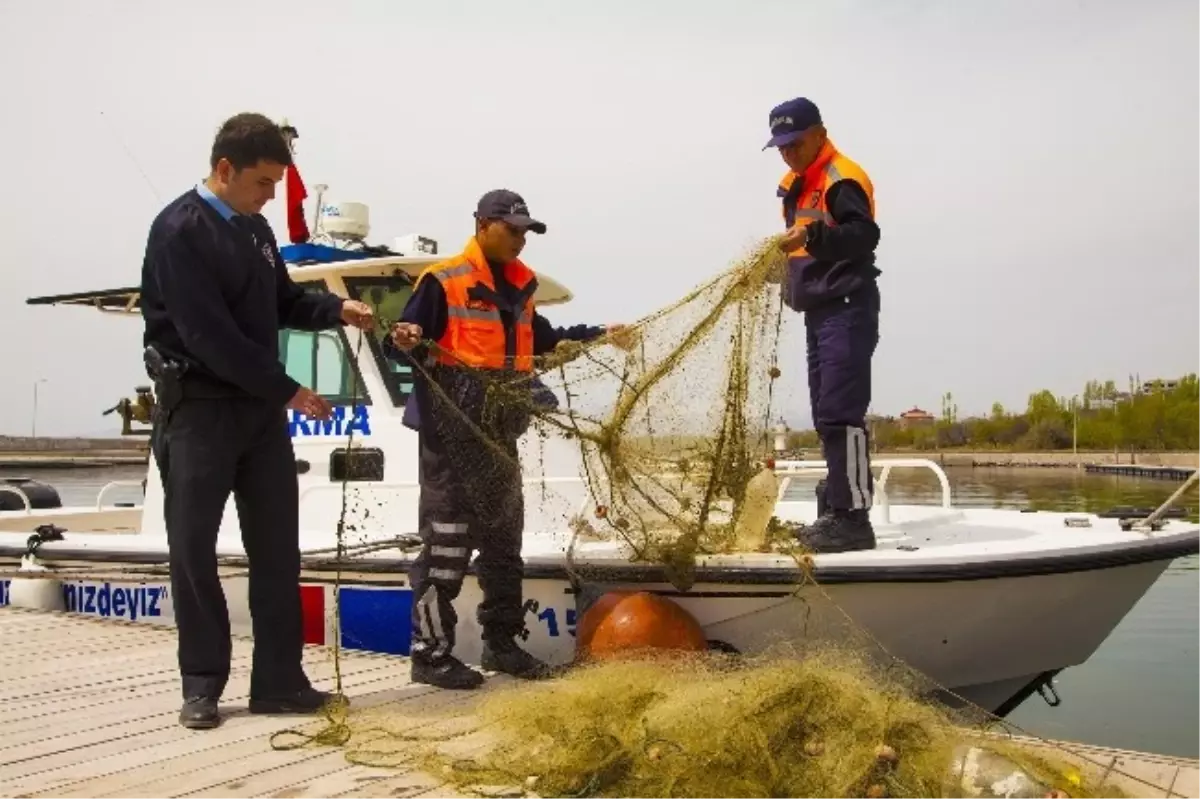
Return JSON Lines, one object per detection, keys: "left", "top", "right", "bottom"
{"left": 408, "top": 419, "right": 526, "bottom": 664}
{"left": 152, "top": 397, "right": 309, "bottom": 701}
{"left": 804, "top": 285, "right": 880, "bottom": 511}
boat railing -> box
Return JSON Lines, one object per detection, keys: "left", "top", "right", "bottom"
{"left": 296, "top": 462, "right": 953, "bottom": 528}
{"left": 0, "top": 480, "right": 147, "bottom": 516}
{"left": 95, "top": 480, "right": 148, "bottom": 511}
{"left": 0, "top": 485, "right": 32, "bottom": 513}
{"left": 772, "top": 458, "right": 954, "bottom": 525}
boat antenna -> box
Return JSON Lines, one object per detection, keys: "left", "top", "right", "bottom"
{"left": 99, "top": 109, "right": 162, "bottom": 203}
{"left": 1135, "top": 469, "right": 1199, "bottom": 532}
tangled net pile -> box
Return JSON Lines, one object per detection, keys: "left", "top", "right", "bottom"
{"left": 278, "top": 236, "right": 1144, "bottom": 797}
{"left": 355, "top": 648, "right": 1123, "bottom": 798}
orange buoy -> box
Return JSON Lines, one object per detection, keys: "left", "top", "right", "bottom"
{"left": 576, "top": 591, "right": 707, "bottom": 661}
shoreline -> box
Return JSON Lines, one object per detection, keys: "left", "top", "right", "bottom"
{"left": 894, "top": 450, "right": 1199, "bottom": 469}
{"left": 777, "top": 443, "right": 1200, "bottom": 470}
{"left": 0, "top": 436, "right": 149, "bottom": 469}
{"left": 0, "top": 453, "right": 149, "bottom": 469}
{"left": 779, "top": 448, "right": 1199, "bottom": 476}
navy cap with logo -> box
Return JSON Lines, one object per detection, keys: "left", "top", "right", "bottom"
{"left": 474, "top": 189, "right": 547, "bottom": 234}
{"left": 762, "top": 97, "right": 822, "bottom": 150}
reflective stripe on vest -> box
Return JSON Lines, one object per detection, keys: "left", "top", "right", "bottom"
{"left": 422, "top": 239, "right": 537, "bottom": 371}
{"left": 777, "top": 143, "right": 874, "bottom": 258}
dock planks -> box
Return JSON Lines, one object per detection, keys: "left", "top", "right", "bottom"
{"left": 0, "top": 608, "right": 490, "bottom": 798}
{"left": 1, "top": 607, "right": 1197, "bottom": 798}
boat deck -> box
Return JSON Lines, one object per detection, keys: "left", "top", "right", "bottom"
{"left": 1, "top": 608, "right": 1197, "bottom": 798}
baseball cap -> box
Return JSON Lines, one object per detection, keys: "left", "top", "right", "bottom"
{"left": 762, "top": 97, "right": 822, "bottom": 150}
{"left": 474, "top": 189, "right": 547, "bottom": 234}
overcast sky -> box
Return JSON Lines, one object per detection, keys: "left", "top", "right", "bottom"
{"left": 1, "top": 0, "right": 1196, "bottom": 437}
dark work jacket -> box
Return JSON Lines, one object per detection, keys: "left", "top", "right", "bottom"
{"left": 781, "top": 177, "right": 882, "bottom": 311}
{"left": 140, "top": 189, "right": 345, "bottom": 405}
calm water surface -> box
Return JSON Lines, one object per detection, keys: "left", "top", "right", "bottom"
{"left": 3, "top": 463, "right": 1197, "bottom": 757}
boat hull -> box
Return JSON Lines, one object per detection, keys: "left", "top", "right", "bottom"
{"left": 0, "top": 552, "right": 1175, "bottom": 717}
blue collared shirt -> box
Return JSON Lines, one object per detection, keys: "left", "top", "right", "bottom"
{"left": 196, "top": 182, "right": 237, "bottom": 222}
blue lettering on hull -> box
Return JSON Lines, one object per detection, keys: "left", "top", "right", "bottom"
{"left": 289, "top": 405, "right": 371, "bottom": 438}
{"left": 63, "top": 582, "right": 168, "bottom": 620}
{"left": 0, "top": 578, "right": 167, "bottom": 620}
{"left": 524, "top": 599, "right": 577, "bottom": 638}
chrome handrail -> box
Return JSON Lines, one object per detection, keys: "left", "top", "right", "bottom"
{"left": 772, "top": 457, "right": 954, "bottom": 524}
{"left": 0, "top": 485, "right": 32, "bottom": 514}
{"left": 96, "top": 480, "right": 146, "bottom": 511}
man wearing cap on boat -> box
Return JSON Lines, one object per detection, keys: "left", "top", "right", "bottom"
{"left": 764, "top": 97, "right": 882, "bottom": 554}
{"left": 140, "top": 112, "right": 376, "bottom": 729}
{"left": 387, "top": 189, "right": 630, "bottom": 690}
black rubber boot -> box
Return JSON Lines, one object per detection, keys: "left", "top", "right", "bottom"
{"left": 481, "top": 638, "right": 554, "bottom": 680}
{"left": 411, "top": 655, "right": 485, "bottom": 690}
{"left": 795, "top": 510, "right": 876, "bottom": 553}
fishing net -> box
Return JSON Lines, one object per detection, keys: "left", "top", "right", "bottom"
{"left": 270, "top": 235, "right": 1150, "bottom": 797}
{"left": 413, "top": 235, "right": 795, "bottom": 594}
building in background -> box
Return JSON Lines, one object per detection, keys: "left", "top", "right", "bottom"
{"left": 899, "top": 407, "right": 935, "bottom": 429}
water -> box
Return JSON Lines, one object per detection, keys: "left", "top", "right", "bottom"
{"left": 2, "top": 463, "right": 1196, "bottom": 757}
{"left": 1, "top": 465, "right": 147, "bottom": 508}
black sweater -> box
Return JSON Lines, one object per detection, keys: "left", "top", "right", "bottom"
{"left": 140, "top": 189, "right": 345, "bottom": 405}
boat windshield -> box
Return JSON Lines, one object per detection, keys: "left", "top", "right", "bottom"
{"left": 277, "top": 280, "right": 372, "bottom": 406}
{"left": 344, "top": 275, "right": 416, "bottom": 407}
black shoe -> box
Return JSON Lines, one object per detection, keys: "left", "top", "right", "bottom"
{"left": 412, "top": 655, "right": 485, "bottom": 690}
{"left": 481, "top": 638, "right": 554, "bottom": 680}
{"left": 795, "top": 510, "right": 876, "bottom": 554}
{"left": 179, "top": 696, "right": 220, "bottom": 729}
{"left": 248, "top": 686, "right": 340, "bottom": 715}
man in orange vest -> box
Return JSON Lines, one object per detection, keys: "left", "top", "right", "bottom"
{"left": 765, "top": 97, "right": 881, "bottom": 553}
{"left": 388, "top": 190, "right": 623, "bottom": 689}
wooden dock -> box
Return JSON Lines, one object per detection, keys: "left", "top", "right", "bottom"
{"left": 1, "top": 608, "right": 1197, "bottom": 798}
{"left": 1084, "top": 463, "right": 1198, "bottom": 481}
{"left": 0, "top": 608, "right": 492, "bottom": 798}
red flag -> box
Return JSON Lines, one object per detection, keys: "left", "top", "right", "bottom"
{"left": 285, "top": 162, "right": 310, "bottom": 244}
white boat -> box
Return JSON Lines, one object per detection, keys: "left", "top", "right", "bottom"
{"left": 1, "top": 191, "right": 1195, "bottom": 720}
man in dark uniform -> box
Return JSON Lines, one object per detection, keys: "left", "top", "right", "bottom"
{"left": 387, "top": 189, "right": 626, "bottom": 690}
{"left": 140, "top": 112, "right": 376, "bottom": 728}
{"left": 764, "top": 97, "right": 882, "bottom": 553}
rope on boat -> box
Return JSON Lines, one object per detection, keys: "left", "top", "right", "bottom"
{"left": 270, "top": 320, "right": 373, "bottom": 751}
{"left": 1134, "top": 469, "right": 1199, "bottom": 532}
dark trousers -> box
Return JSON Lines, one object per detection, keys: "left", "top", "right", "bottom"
{"left": 151, "top": 397, "right": 309, "bottom": 700}
{"left": 408, "top": 426, "right": 525, "bottom": 663}
{"left": 805, "top": 286, "right": 881, "bottom": 511}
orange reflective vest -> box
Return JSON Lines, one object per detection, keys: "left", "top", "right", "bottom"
{"left": 417, "top": 238, "right": 537, "bottom": 371}
{"left": 776, "top": 139, "right": 875, "bottom": 258}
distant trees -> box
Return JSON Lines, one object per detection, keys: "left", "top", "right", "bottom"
{"left": 787, "top": 375, "right": 1199, "bottom": 452}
